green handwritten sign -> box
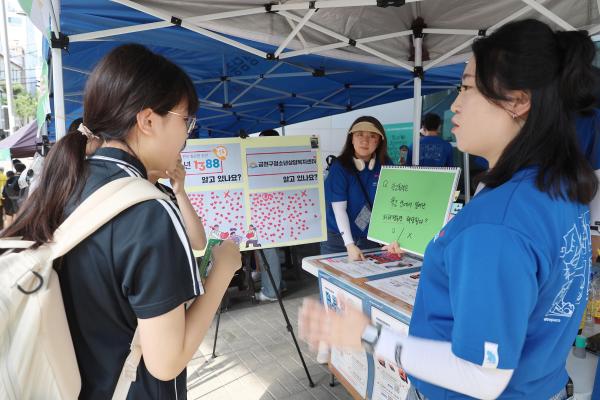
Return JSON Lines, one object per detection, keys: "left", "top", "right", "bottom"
{"left": 368, "top": 166, "right": 460, "bottom": 256}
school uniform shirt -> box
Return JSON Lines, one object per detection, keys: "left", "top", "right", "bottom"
{"left": 408, "top": 167, "right": 591, "bottom": 399}
{"left": 156, "top": 181, "right": 179, "bottom": 205}
{"left": 406, "top": 136, "right": 454, "bottom": 167}
{"left": 59, "top": 147, "right": 203, "bottom": 400}
{"left": 325, "top": 159, "right": 382, "bottom": 240}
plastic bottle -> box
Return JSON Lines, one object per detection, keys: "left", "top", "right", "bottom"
{"left": 567, "top": 336, "right": 598, "bottom": 400}
{"left": 573, "top": 336, "right": 587, "bottom": 358}
{"left": 582, "top": 305, "right": 596, "bottom": 339}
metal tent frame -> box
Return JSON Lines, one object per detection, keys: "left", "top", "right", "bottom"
{"left": 46, "top": 0, "right": 600, "bottom": 166}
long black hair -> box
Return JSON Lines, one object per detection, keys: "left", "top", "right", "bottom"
{"left": 474, "top": 19, "right": 597, "bottom": 203}
{"left": 2, "top": 44, "right": 198, "bottom": 243}
{"left": 336, "top": 116, "right": 391, "bottom": 171}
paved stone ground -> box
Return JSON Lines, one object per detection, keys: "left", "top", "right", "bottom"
{"left": 186, "top": 275, "right": 354, "bottom": 400}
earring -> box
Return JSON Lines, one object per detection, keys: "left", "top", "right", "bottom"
{"left": 511, "top": 112, "right": 517, "bottom": 119}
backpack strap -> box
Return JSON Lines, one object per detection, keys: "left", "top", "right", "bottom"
{"left": 49, "top": 177, "right": 169, "bottom": 259}
{"left": 112, "top": 329, "right": 142, "bottom": 400}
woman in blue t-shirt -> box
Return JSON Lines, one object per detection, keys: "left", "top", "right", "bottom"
{"left": 300, "top": 19, "right": 598, "bottom": 400}
{"left": 322, "top": 116, "right": 391, "bottom": 261}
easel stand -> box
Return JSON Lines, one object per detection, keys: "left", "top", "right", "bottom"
{"left": 211, "top": 248, "right": 315, "bottom": 388}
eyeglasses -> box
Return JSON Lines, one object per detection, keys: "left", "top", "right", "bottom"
{"left": 167, "top": 110, "right": 197, "bottom": 134}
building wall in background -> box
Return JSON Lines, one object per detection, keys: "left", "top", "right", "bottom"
{"left": 269, "top": 98, "right": 415, "bottom": 168}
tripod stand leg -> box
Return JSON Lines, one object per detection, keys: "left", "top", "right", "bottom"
{"left": 258, "top": 249, "right": 315, "bottom": 388}
{"left": 212, "top": 300, "right": 223, "bottom": 358}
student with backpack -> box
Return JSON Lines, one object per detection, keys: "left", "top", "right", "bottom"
{"left": 1, "top": 44, "right": 241, "bottom": 399}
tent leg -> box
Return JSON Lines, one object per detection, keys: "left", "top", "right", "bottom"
{"left": 0, "top": 0, "right": 16, "bottom": 134}
{"left": 411, "top": 34, "right": 423, "bottom": 166}
{"left": 51, "top": 0, "right": 66, "bottom": 140}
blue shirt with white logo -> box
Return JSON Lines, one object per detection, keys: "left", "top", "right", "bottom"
{"left": 407, "top": 136, "right": 454, "bottom": 167}
{"left": 325, "top": 159, "right": 382, "bottom": 240}
{"left": 409, "top": 167, "right": 591, "bottom": 399}
{"left": 576, "top": 109, "right": 600, "bottom": 170}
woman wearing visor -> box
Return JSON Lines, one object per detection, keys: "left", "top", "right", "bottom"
{"left": 322, "top": 116, "right": 391, "bottom": 261}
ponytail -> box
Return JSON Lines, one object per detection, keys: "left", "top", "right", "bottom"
{"left": 1, "top": 128, "right": 88, "bottom": 244}
{"left": 555, "top": 30, "right": 597, "bottom": 113}
{"left": 472, "top": 19, "right": 598, "bottom": 204}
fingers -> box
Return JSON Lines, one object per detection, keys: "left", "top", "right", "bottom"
{"left": 383, "top": 241, "right": 402, "bottom": 255}
{"left": 358, "top": 250, "right": 366, "bottom": 261}
{"left": 299, "top": 298, "right": 330, "bottom": 350}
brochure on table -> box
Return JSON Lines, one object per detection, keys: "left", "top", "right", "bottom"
{"left": 318, "top": 250, "right": 422, "bottom": 280}
{"left": 318, "top": 270, "right": 415, "bottom": 400}
{"left": 369, "top": 300, "right": 411, "bottom": 400}
{"left": 181, "top": 135, "right": 326, "bottom": 252}
{"left": 368, "top": 166, "right": 460, "bottom": 256}
{"left": 366, "top": 271, "right": 422, "bottom": 310}
{"left": 319, "top": 271, "right": 372, "bottom": 398}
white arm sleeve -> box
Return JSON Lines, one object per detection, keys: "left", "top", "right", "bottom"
{"left": 374, "top": 328, "right": 513, "bottom": 400}
{"left": 331, "top": 201, "right": 354, "bottom": 246}
{"left": 590, "top": 169, "right": 600, "bottom": 237}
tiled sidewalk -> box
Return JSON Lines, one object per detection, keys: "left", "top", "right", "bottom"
{"left": 187, "top": 278, "right": 354, "bottom": 400}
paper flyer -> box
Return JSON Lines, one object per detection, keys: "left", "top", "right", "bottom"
{"left": 319, "top": 272, "right": 369, "bottom": 397}
{"left": 370, "top": 306, "right": 411, "bottom": 400}
{"left": 320, "top": 251, "right": 423, "bottom": 279}
{"left": 366, "top": 272, "right": 421, "bottom": 306}
{"left": 183, "top": 136, "right": 326, "bottom": 250}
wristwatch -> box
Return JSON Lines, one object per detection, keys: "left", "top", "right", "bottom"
{"left": 360, "top": 323, "right": 381, "bottom": 354}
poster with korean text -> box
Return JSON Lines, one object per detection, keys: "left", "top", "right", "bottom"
{"left": 183, "top": 136, "right": 326, "bottom": 251}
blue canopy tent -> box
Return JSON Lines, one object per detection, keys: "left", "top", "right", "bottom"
{"left": 48, "top": 1, "right": 465, "bottom": 140}
{"left": 34, "top": 0, "right": 599, "bottom": 167}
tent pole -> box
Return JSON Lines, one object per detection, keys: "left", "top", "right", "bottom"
{"left": 411, "top": 34, "right": 422, "bottom": 166}
{"left": 422, "top": 28, "right": 479, "bottom": 35}
{"left": 354, "top": 88, "right": 395, "bottom": 108}
{"left": 280, "top": 104, "right": 286, "bottom": 136}
{"left": 111, "top": 0, "right": 268, "bottom": 59}
{"left": 280, "top": 11, "right": 414, "bottom": 71}
{"left": 232, "top": 63, "right": 282, "bottom": 104}
{"left": 424, "top": 0, "right": 551, "bottom": 72}
{"left": 230, "top": 79, "right": 345, "bottom": 109}
{"left": 284, "top": 16, "right": 308, "bottom": 48}
{"left": 279, "top": 42, "right": 349, "bottom": 59}
{"left": 589, "top": 25, "right": 600, "bottom": 35}
{"left": 520, "top": 0, "right": 575, "bottom": 30}
{"left": 286, "top": 87, "right": 345, "bottom": 122}
{"left": 50, "top": 0, "right": 66, "bottom": 140}
{"left": 0, "top": 0, "right": 16, "bottom": 135}
{"left": 70, "top": 21, "right": 171, "bottom": 42}
{"left": 274, "top": 9, "right": 316, "bottom": 58}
